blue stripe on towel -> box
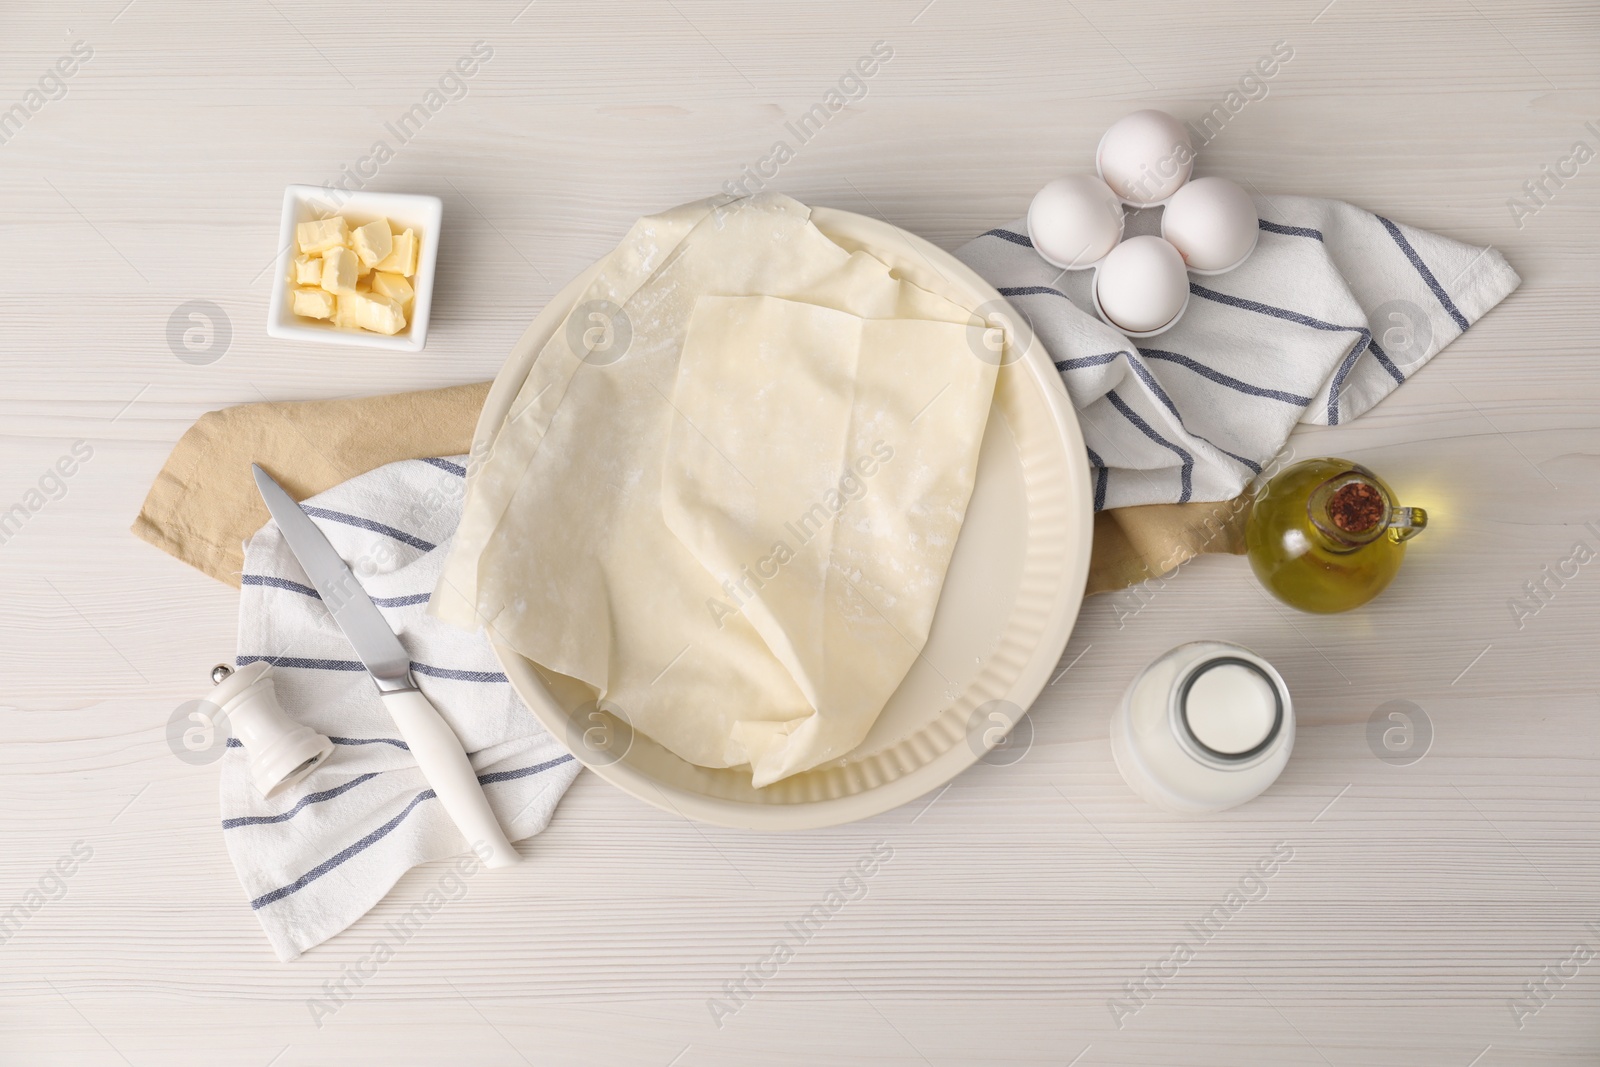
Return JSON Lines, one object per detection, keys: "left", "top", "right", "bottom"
{"left": 329, "top": 736, "right": 412, "bottom": 750}
{"left": 241, "top": 574, "right": 430, "bottom": 608}
{"left": 227, "top": 735, "right": 411, "bottom": 751}
{"left": 994, "top": 284, "right": 1263, "bottom": 479}
{"left": 241, "top": 574, "right": 322, "bottom": 598}
{"left": 1208, "top": 445, "right": 1263, "bottom": 475}
{"left": 237, "top": 655, "right": 367, "bottom": 673}
{"left": 1259, "top": 219, "right": 1324, "bottom": 242}
{"left": 1120, "top": 354, "right": 1262, "bottom": 475}
{"left": 235, "top": 655, "right": 508, "bottom": 683}
{"left": 299, "top": 506, "right": 436, "bottom": 552}
{"left": 1188, "top": 282, "right": 1369, "bottom": 341}
{"left": 249, "top": 790, "right": 437, "bottom": 909}
{"left": 248, "top": 754, "right": 576, "bottom": 910}
{"left": 1137, "top": 348, "right": 1314, "bottom": 407}
{"left": 1046, "top": 342, "right": 1262, "bottom": 478}
{"left": 997, "top": 284, "right": 1067, "bottom": 299}
{"left": 372, "top": 593, "right": 432, "bottom": 607}
{"left": 982, "top": 228, "right": 1034, "bottom": 248}
{"left": 222, "top": 774, "right": 382, "bottom": 828}
{"left": 1084, "top": 445, "right": 1108, "bottom": 512}
{"left": 1325, "top": 335, "right": 1373, "bottom": 426}
{"left": 1376, "top": 216, "right": 1470, "bottom": 331}
{"left": 1006, "top": 282, "right": 1334, "bottom": 410}
{"left": 411, "top": 663, "right": 510, "bottom": 683}
{"left": 1055, "top": 350, "right": 1124, "bottom": 371}
{"left": 477, "top": 755, "right": 576, "bottom": 786}
{"left": 420, "top": 457, "right": 467, "bottom": 477}
{"left": 1367, "top": 339, "right": 1406, "bottom": 386}
{"left": 1106, "top": 390, "right": 1192, "bottom": 503}
{"left": 1122, "top": 353, "right": 1181, "bottom": 415}
{"left": 1184, "top": 282, "right": 1375, "bottom": 423}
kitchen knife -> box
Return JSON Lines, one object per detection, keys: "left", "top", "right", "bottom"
{"left": 251, "top": 463, "right": 519, "bottom": 868}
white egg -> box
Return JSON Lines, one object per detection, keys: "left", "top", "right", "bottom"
{"left": 1026, "top": 175, "right": 1125, "bottom": 269}
{"left": 1160, "top": 176, "right": 1260, "bottom": 273}
{"left": 1096, "top": 109, "right": 1195, "bottom": 206}
{"left": 1094, "top": 235, "right": 1190, "bottom": 335}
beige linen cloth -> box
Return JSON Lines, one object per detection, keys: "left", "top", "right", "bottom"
{"left": 132, "top": 381, "right": 1242, "bottom": 594}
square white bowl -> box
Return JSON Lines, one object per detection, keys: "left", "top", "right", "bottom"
{"left": 266, "top": 184, "right": 442, "bottom": 353}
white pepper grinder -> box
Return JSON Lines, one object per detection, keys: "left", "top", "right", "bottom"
{"left": 1111, "top": 641, "right": 1294, "bottom": 813}
{"left": 208, "top": 661, "right": 334, "bottom": 798}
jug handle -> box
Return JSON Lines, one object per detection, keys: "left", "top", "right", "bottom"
{"left": 1387, "top": 506, "right": 1427, "bottom": 543}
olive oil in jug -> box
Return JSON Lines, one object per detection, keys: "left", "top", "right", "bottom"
{"left": 1245, "top": 458, "right": 1427, "bottom": 613}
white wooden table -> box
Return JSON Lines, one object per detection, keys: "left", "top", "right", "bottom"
{"left": 3, "top": 2, "right": 1598, "bottom": 1063}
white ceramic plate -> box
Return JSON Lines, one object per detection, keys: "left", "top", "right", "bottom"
{"left": 474, "top": 206, "right": 1092, "bottom": 828}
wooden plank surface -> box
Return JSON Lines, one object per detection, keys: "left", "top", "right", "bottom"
{"left": 2, "top": 1, "right": 1599, "bottom": 1063}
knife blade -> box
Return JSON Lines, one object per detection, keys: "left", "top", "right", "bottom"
{"left": 252, "top": 465, "right": 413, "bottom": 687}
{"left": 251, "top": 464, "right": 519, "bottom": 867}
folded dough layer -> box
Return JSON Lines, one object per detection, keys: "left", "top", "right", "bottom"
{"left": 662, "top": 294, "right": 996, "bottom": 784}
{"left": 433, "top": 193, "right": 996, "bottom": 785}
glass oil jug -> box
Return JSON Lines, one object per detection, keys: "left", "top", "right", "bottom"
{"left": 1245, "top": 458, "right": 1427, "bottom": 613}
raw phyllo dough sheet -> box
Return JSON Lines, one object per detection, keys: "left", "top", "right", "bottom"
{"left": 434, "top": 193, "right": 996, "bottom": 785}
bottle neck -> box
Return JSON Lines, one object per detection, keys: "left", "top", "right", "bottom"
{"left": 1306, "top": 471, "right": 1389, "bottom": 551}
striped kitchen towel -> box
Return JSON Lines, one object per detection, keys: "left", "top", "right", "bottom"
{"left": 220, "top": 455, "right": 581, "bottom": 961}
{"left": 957, "top": 195, "right": 1520, "bottom": 510}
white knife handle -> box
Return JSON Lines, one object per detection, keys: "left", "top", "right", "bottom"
{"left": 379, "top": 687, "right": 520, "bottom": 869}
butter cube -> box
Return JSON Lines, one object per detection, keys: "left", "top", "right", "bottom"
{"left": 292, "top": 288, "right": 336, "bottom": 320}
{"left": 297, "top": 216, "right": 350, "bottom": 254}
{"left": 293, "top": 254, "right": 323, "bottom": 286}
{"left": 351, "top": 218, "right": 393, "bottom": 268}
{"left": 373, "top": 228, "right": 418, "bottom": 277}
{"left": 346, "top": 291, "right": 407, "bottom": 335}
{"left": 369, "top": 271, "right": 414, "bottom": 306}
{"left": 289, "top": 210, "right": 423, "bottom": 336}
{"left": 320, "top": 246, "right": 358, "bottom": 295}
{"left": 332, "top": 294, "right": 361, "bottom": 331}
